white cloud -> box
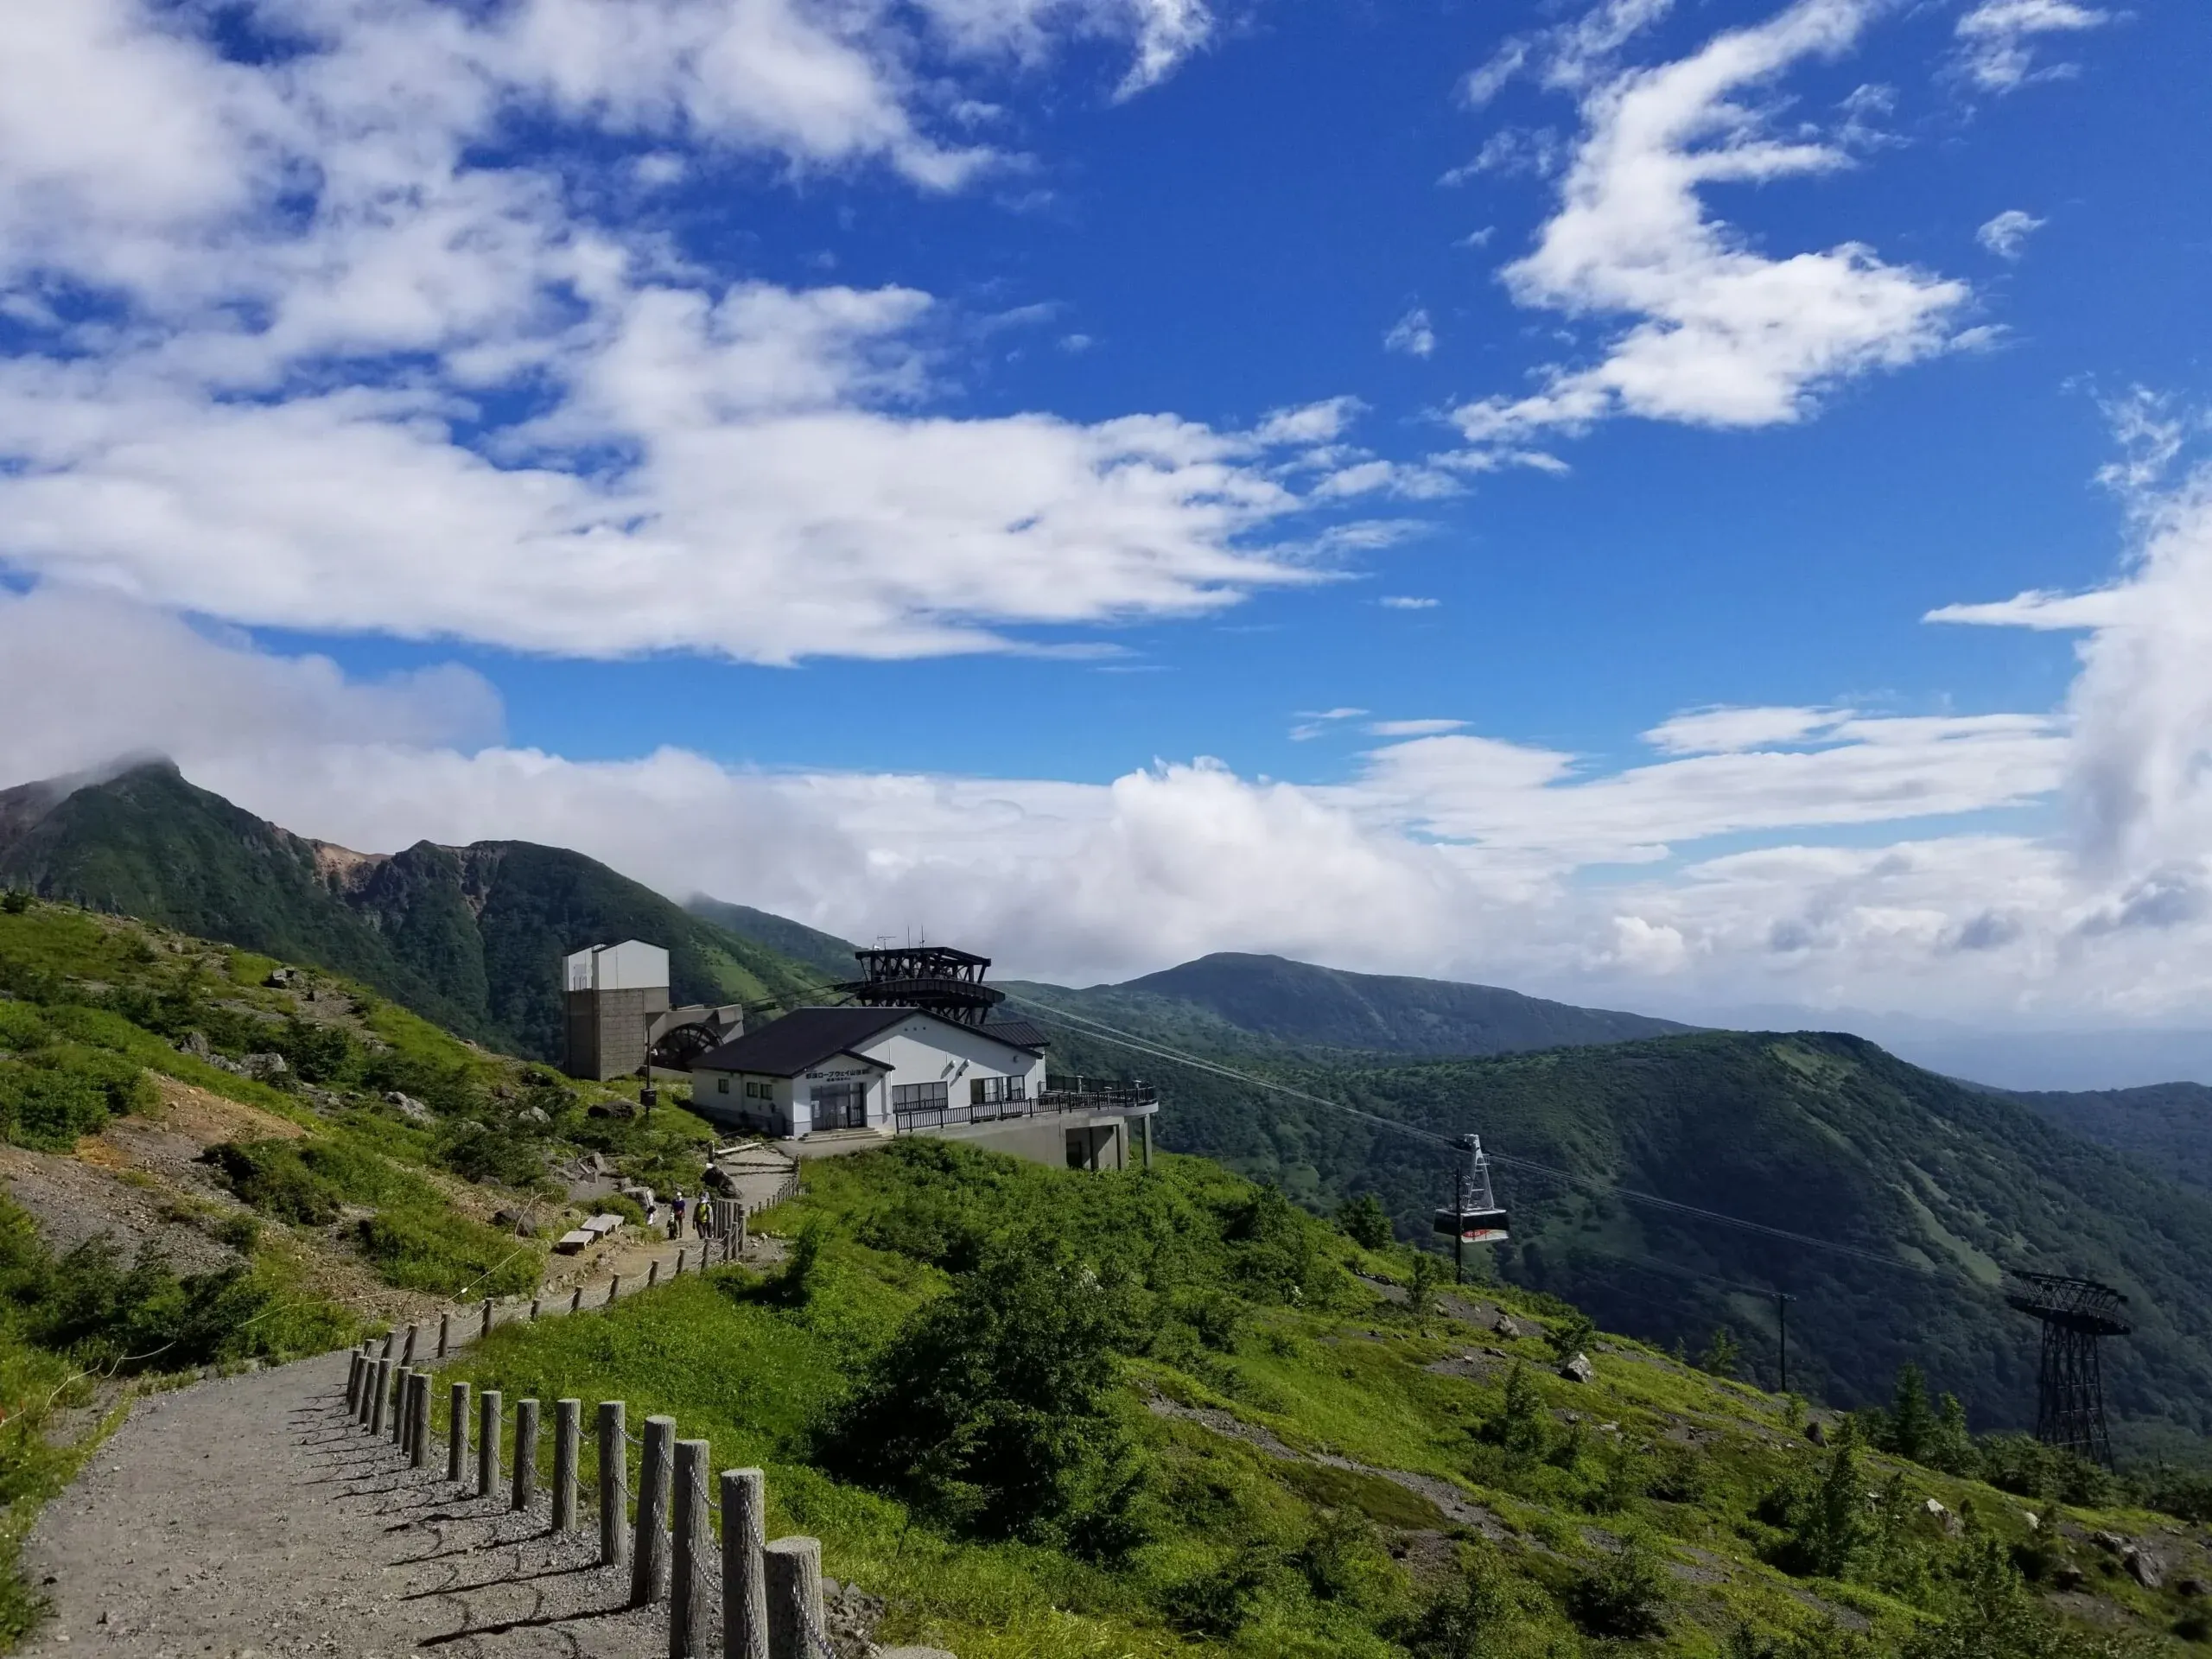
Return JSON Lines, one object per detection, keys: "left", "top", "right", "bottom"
{"left": 1954, "top": 0, "right": 2111, "bottom": 93}
{"left": 1368, "top": 719, "right": 1467, "bottom": 738}
{"left": 1384, "top": 307, "right": 1437, "bottom": 359}
{"left": 1976, "top": 208, "right": 2046, "bottom": 259}
{"left": 1380, "top": 595, "right": 1440, "bottom": 610}
{"left": 1643, "top": 704, "right": 1851, "bottom": 753}
{"left": 17, "top": 529, "right": 2212, "bottom": 1023}
{"left": 1451, "top": 0, "right": 1973, "bottom": 461}
{"left": 0, "top": 0, "right": 1367, "bottom": 666}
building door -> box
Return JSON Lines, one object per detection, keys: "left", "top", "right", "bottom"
{"left": 811, "top": 1081, "right": 868, "bottom": 1130}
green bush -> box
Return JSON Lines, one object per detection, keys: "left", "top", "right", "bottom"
{"left": 1565, "top": 1530, "right": 1671, "bottom": 1638}
{"left": 0, "top": 1046, "right": 152, "bottom": 1150}
{"left": 820, "top": 1229, "right": 1148, "bottom": 1556}
{"left": 1337, "top": 1192, "right": 1395, "bottom": 1251}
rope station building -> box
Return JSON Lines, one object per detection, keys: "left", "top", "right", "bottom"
{"left": 687, "top": 944, "right": 1158, "bottom": 1171}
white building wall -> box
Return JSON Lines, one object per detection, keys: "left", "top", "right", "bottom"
{"left": 689, "top": 1014, "right": 1044, "bottom": 1140}
{"left": 849, "top": 1017, "right": 1046, "bottom": 1120}
{"left": 567, "top": 940, "right": 671, "bottom": 993}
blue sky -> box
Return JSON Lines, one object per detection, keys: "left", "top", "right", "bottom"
{"left": 4, "top": 0, "right": 2211, "bottom": 1025}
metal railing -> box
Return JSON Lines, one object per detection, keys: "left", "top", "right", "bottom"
{"left": 891, "top": 1077, "right": 1157, "bottom": 1134}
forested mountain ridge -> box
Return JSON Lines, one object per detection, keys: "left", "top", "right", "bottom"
{"left": 1112, "top": 950, "right": 1692, "bottom": 1056}
{"left": 0, "top": 762, "right": 831, "bottom": 1059}
{"left": 2012, "top": 1080, "right": 2212, "bottom": 1196}
{"left": 1031, "top": 1013, "right": 2212, "bottom": 1459}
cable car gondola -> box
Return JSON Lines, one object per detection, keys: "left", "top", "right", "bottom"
{"left": 1433, "top": 1134, "right": 1508, "bottom": 1278}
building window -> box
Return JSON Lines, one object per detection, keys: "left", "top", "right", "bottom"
{"left": 893, "top": 1082, "right": 949, "bottom": 1116}
{"left": 716, "top": 1077, "right": 728, "bottom": 1095}
{"left": 969, "top": 1075, "right": 1027, "bottom": 1106}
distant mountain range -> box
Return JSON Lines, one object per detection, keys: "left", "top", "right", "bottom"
{"left": 13, "top": 760, "right": 2212, "bottom": 1446}
{"left": 0, "top": 762, "right": 828, "bottom": 1058}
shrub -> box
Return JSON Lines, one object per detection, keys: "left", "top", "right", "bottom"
{"left": 200, "top": 1141, "right": 345, "bottom": 1225}
{"left": 0, "top": 1046, "right": 149, "bottom": 1150}
{"left": 820, "top": 1229, "right": 1148, "bottom": 1556}
{"left": 1565, "top": 1531, "right": 1670, "bottom": 1638}
{"left": 1338, "top": 1192, "right": 1395, "bottom": 1251}
{"left": 0, "top": 892, "right": 29, "bottom": 915}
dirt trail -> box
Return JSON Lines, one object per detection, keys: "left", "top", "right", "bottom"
{"left": 19, "top": 1351, "right": 684, "bottom": 1658}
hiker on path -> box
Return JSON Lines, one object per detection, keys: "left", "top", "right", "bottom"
{"left": 669, "top": 1192, "right": 686, "bottom": 1240}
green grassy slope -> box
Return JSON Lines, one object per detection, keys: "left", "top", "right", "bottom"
{"left": 0, "top": 764, "right": 833, "bottom": 1060}
{"left": 454, "top": 1138, "right": 2207, "bottom": 1659}
{"left": 1023, "top": 1016, "right": 2212, "bottom": 1456}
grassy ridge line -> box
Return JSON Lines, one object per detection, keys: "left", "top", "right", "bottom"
{"left": 448, "top": 1140, "right": 2196, "bottom": 1659}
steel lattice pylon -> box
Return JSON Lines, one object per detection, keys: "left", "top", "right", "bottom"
{"left": 2004, "top": 1272, "right": 2130, "bottom": 1469}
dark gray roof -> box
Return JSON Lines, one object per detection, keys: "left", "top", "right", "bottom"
{"left": 980, "top": 1018, "right": 1050, "bottom": 1051}
{"left": 694, "top": 1007, "right": 906, "bottom": 1077}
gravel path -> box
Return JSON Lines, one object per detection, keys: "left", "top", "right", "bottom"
{"left": 19, "top": 1350, "right": 696, "bottom": 1658}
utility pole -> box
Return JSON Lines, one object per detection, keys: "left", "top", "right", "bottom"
{"left": 1776, "top": 1291, "right": 1796, "bottom": 1395}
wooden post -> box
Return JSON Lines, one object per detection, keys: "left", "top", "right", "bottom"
{"left": 630, "top": 1414, "right": 674, "bottom": 1605}
{"left": 552, "top": 1400, "right": 581, "bottom": 1531}
{"left": 571, "top": 1286, "right": 583, "bottom": 1313}
{"left": 608, "top": 1274, "right": 621, "bottom": 1305}
{"left": 391, "top": 1367, "right": 410, "bottom": 1446}
{"left": 370, "top": 1358, "right": 391, "bottom": 1435}
{"left": 648, "top": 1260, "right": 660, "bottom": 1289}
{"left": 380, "top": 1328, "right": 397, "bottom": 1360}
{"left": 448, "top": 1382, "right": 470, "bottom": 1483}
{"left": 676, "top": 1248, "right": 687, "bottom": 1276}
{"left": 359, "top": 1354, "right": 378, "bottom": 1427}
{"left": 346, "top": 1353, "right": 362, "bottom": 1414}
{"left": 410, "top": 1374, "right": 431, "bottom": 1469}
{"left": 763, "top": 1537, "right": 824, "bottom": 1659}
{"left": 531, "top": 1295, "right": 542, "bottom": 1320}
{"left": 401, "top": 1324, "right": 418, "bottom": 1366}
{"left": 513, "top": 1398, "right": 540, "bottom": 1511}
{"left": 722, "top": 1468, "right": 768, "bottom": 1659}
{"left": 439, "top": 1312, "right": 451, "bottom": 1357}
{"left": 671, "top": 1439, "right": 709, "bottom": 1656}
{"left": 479, "top": 1389, "right": 502, "bottom": 1500}
{"left": 599, "top": 1402, "right": 630, "bottom": 1568}
{"left": 482, "top": 1299, "right": 494, "bottom": 1339}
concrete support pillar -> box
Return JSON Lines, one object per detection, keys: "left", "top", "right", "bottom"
{"left": 722, "top": 1467, "right": 768, "bottom": 1659}
{"left": 513, "top": 1398, "right": 541, "bottom": 1511}
{"left": 552, "top": 1400, "right": 581, "bottom": 1530}
{"left": 479, "top": 1389, "right": 502, "bottom": 1500}
{"left": 599, "top": 1402, "right": 630, "bottom": 1568}
{"left": 763, "top": 1537, "right": 823, "bottom": 1659}
{"left": 630, "top": 1414, "right": 674, "bottom": 1605}
{"left": 448, "top": 1382, "right": 470, "bottom": 1483}
{"left": 671, "top": 1439, "right": 709, "bottom": 1656}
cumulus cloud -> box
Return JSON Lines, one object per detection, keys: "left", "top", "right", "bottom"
{"left": 17, "top": 565, "right": 2212, "bottom": 1022}
{"left": 1450, "top": 0, "right": 1973, "bottom": 463}
{"left": 0, "top": 0, "right": 1319, "bottom": 667}
{"left": 1977, "top": 208, "right": 2046, "bottom": 259}
{"left": 1383, "top": 307, "right": 1437, "bottom": 359}
{"left": 1954, "top": 0, "right": 2111, "bottom": 93}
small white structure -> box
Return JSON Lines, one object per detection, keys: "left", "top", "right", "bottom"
{"left": 562, "top": 940, "right": 672, "bottom": 1080}
{"left": 564, "top": 940, "right": 671, "bottom": 994}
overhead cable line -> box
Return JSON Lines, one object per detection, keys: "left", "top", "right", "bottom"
{"left": 1004, "top": 992, "right": 1942, "bottom": 1283}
